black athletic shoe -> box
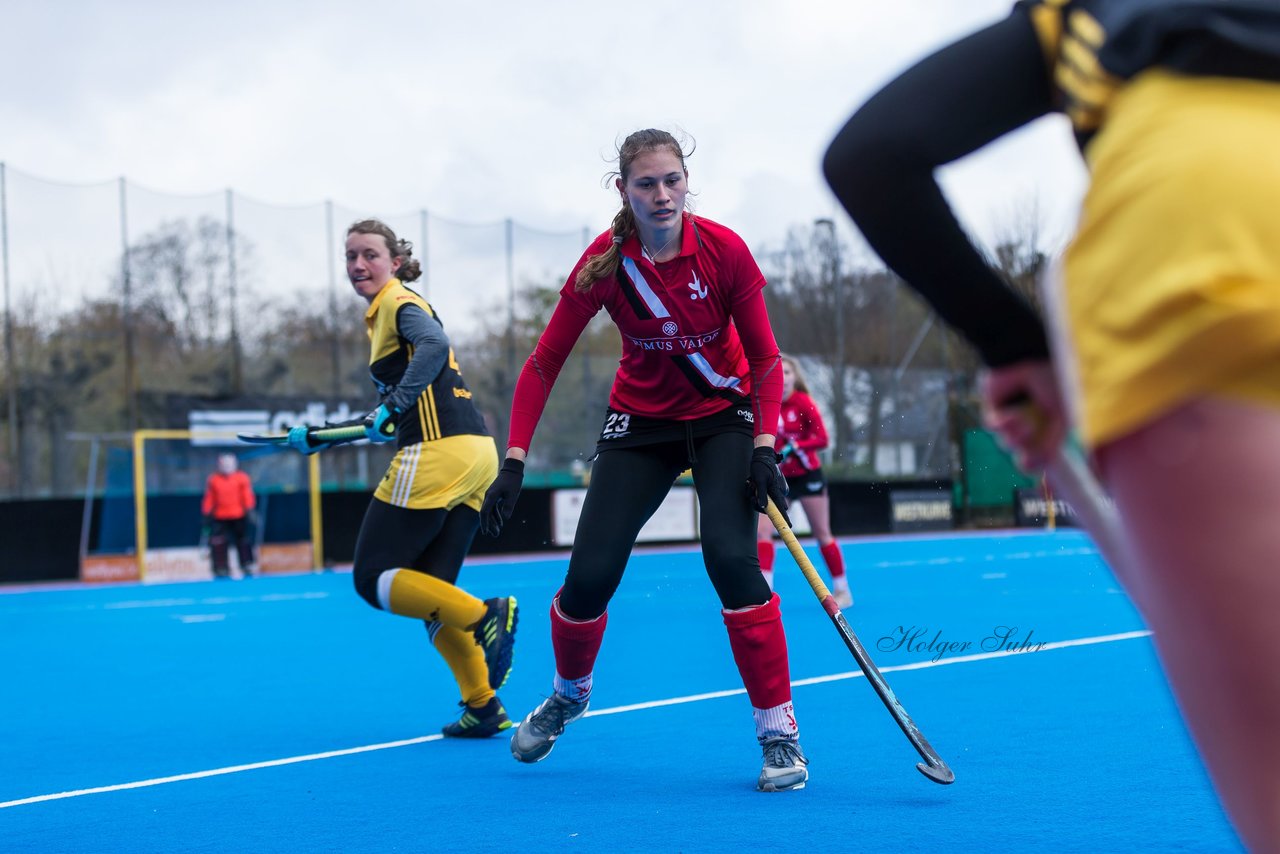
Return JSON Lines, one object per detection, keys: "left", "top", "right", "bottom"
{"left": 473, "top": 596, "right": 518, "bottom": 690}
{"left": 442, "top": 696, "right": 513, "bottom": 739}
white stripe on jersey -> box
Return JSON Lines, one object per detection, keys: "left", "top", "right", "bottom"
{"left": 391, "top": 443, "right": 422, "bottom": 507}
{"left": 621, "top": 257, "right": 671, "bottom": 319}
{"left": 621, "top": 257, "right": 743, "bottom": 394}
{"left": 688, "top": 352, "right": 742, "bottom": 389}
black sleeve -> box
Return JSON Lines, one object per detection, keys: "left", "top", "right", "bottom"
{"left": 384, "top": 303, "right": 450, "bottom": 414}
{"left": 823, "top": 10, "right": 1057, "bottom": 367}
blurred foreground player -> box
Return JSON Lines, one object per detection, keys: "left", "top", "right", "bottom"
{"left": 824, "top": 2, "right": 1280, "bottom": 846}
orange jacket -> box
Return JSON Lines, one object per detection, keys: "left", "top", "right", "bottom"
{"left": 201, "top": 471, "right": 255, "bottom": 520}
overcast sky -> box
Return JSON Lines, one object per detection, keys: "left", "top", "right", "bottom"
{"left": 2, "top": 0, "right": 1087, "bottom": 271}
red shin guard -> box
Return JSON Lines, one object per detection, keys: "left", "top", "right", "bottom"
{"left": 551, "top": 596, "right": 608, "bottom": 680}
{"left": 757, "top": 540, "right": 776, "bottom": 573}
{"left": 722, "top": 592, "right": 793, "bottom": 710}
{"left": 820, "top": 541, "right": 846, "bottom": 580}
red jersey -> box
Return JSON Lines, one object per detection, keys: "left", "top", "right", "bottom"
{"left": 774, "top": 391, "right": 828, "bottom": 477}
{"left": 507, "top": 214, "right": 782, "bottom": 451}
{"left": 201, "top": 471, "right": 255, "bottom": 520}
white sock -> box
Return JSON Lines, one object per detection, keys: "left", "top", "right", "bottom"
{"left": 553, "top": 671, "right": 592, "bottom": 704}
{"left": 754, "top": 701, "right": 799, "bottom": 741}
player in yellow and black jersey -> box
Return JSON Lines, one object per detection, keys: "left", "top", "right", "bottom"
{"left": 824, "top": 2, "right": 1280, "bottom": 847}
{"left": 288, "top": 219, "right": 516, "bottom": 738}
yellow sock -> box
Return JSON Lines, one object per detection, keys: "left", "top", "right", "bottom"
{"left": 433, "top": 625, "right": 494, "bottom": 708}
{"left": 382, "top": 569, "right": 486, "bottom": 629}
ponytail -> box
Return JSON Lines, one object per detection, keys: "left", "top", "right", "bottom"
{"left": 574, "top": 204, "right": 637, "bottom": 292}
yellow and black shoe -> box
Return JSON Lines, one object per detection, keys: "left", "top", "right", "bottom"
{"left": 442, "top": 697, "right": 513, "bottom": 739}
{"left": 473, "top": 596, "right": 519, "bottom": 690}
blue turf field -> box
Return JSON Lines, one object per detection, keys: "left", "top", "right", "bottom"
{"left": 0, "top": 531, "right": 1241, "bottom": 852}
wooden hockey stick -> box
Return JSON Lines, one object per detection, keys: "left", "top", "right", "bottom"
{"left": 766, "top": 499, "right": 955, "bottom": 785}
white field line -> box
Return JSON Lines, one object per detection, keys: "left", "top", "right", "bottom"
{"left": 0, "top": 628, "right": 1152, "bottom": 810}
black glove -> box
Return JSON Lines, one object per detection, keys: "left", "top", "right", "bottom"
{"left": 480, "top": 458, "right": 525, "bottom": 537}
{"left": 748, "top": 445, "right": 791, "bottom": 526}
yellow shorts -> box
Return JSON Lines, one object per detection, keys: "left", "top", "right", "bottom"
{"left": 373, "top": 434, "right": 498, "bottom": 511}
{"left": 1051, "top": 70, "right": 1280, "bottom": 448}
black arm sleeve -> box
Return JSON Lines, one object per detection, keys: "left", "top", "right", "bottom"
{"left": 823, "top": 11, "right": 1057, "bottom": 367}
{"left": 385, "top": 304, "right": 450, "bottom": 414}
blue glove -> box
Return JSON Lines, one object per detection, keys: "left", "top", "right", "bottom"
{"left": 363, "top": 404, "right": 399, "bottom": 443}
{"left": 778, "top": 441, "right": 798, "bottom": 461}
{"left": 287, "top": 426, "right": 329, "bottom": 456}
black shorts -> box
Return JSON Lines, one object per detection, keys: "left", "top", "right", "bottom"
{"left": 785, "top": 468, "right": 827, "bottom": 498}
{"left": 594, "top": 404, "right": 754, "bottom": 455}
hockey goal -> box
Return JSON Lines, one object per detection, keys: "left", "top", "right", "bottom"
{"left": 81, "top": 430, "right": 323, "bottom": 583}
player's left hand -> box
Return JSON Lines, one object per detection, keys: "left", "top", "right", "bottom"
{"left": 287, "top": 426, "right": 329, "bottom": 455}
{"left": 748, "top": 445, "right": 791, "bottom": 526}
{"left": 980, "top": 359, "right": 1066, "bottom": 473}
{"left": 363, "top": 404, "right": 399, "bottom": 443}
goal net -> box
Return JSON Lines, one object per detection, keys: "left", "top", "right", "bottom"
{"left": 81, "top": 430, "right": 322, "bottom": 583}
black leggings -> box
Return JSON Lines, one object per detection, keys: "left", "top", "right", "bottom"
{"left": 351, "top": 498, "right": 481, "bottom": 609}
{"left": 558, "top": 430, "right": 771, "bottom": 619}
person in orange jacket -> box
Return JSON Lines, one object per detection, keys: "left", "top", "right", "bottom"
{"left": 201, "top": 453, "right": 257, "bottom": 579}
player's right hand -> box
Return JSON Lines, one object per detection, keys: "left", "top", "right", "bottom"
{"left": 480, "top": 458, "right": 525, "bottom": 537}
{"left": 980, "top": 359, "right": 1066, "bottom": 474}
{"left": 748, "top": 445, "right": 791, "bottom": 526}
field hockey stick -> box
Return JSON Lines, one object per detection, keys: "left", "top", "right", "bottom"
{"left": 1005, "top": 392, "right": 1131, "bottom": 579}
{"left": 236, "top": 424, "right": 368, "bottom": 451}
{"left": 1042, "top": 440, "right": 1130, "bottom": 583}
{"left": 766, "top": 498, "right": 955, "bottom": 785}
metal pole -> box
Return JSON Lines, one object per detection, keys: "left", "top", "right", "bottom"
{"left": 325, "top": 200, "right": 340, "bottom": 398}
{"left": 815, "top": 218, "right": 844, "bottom": 463}
{"left": 225, "top": 189, "right": 242, "bottom": 395}
{"left": 0, "top": 162, "right": 18, "bottom": 497}
{"left": 78, "top": 436, "right": 100, "bottom": 565}
{"left": 420, "top": 209, "right": 429, "bottom": 300}
{"left": 505, "top": 217, "right": 516, "bottom": 384}
{"left": 891, "top": 284, "right": 901, "bottom": 474}
{"left": 120, "top": 177, "right": 137, "bottom": 430}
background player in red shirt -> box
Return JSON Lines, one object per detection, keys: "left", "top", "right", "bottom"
{"left": 756, "top": 354, "right": 850, "bottom": 607}
{"left": 480, "top": 128, "right": 809, "bottom": 791}
{"left": 201, "top": 453, "right": 257, "bottom": 579}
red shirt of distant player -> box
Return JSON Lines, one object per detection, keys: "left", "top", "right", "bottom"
{"left": 507, "top": 213, "right": 782, "bottom": 448}
{"left": 775, "top": 391, "right": 828, "bottom": 478}
{"left": 201, "top": 466, "right": 255, "bottom": 521}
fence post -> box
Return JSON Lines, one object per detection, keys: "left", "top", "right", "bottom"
{"left": 119, "top": 177, "right": 137, "bottom": 430}
{"left": 226, "top": 189, "right": 242, "bottom": 395}
{"left": 325, "top": 200, "right": 340, "bottom": 398}
{"left": 815, "top": 218, "right": 845, "bottom": 462}
{"left": 505, "top": 217, "right": 515, "bottom": 388}
{"left": 0, "top": 162, "right": 18, "bottom": 497}
{"left": 420, "top": 209, "right": 429, "bottom": 300}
